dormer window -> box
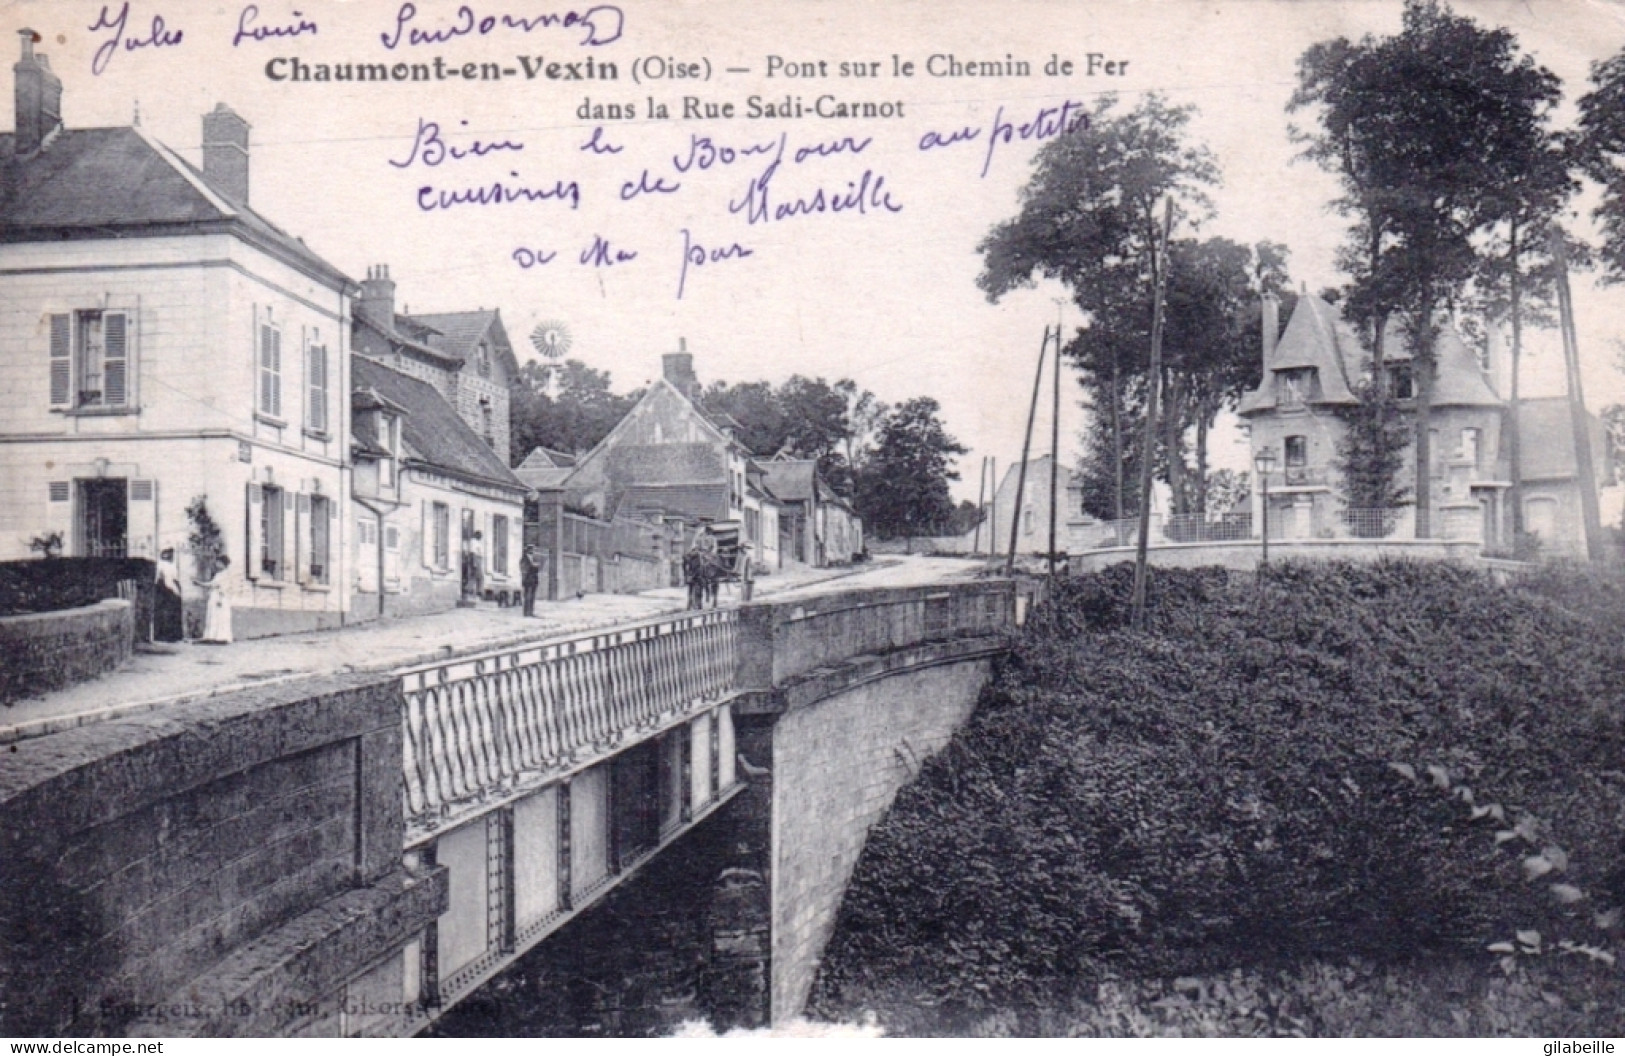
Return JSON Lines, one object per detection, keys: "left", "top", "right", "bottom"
{"left": 476, "top": 341, "right": 491, "bottom": 378}
{"left": 1277, "top": 368, "right": 1316, "bottom": 409}
{"left": 1389, "top": 363, "right": 1415, "bottom": 400}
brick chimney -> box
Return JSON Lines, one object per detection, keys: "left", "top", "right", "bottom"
{"left": 201, "top": 103, "right": 250, "bottom": 206}
{"left": 1261, "top": 293, "right": 1280, "bottom": 369}
{"left": 663, "top": 338, "right": 700, "bottom": 400}
{"left": 357, "top": 265, "right": 396, "bottom": 327}
{"left": 14, "top": 29, "right": 62, "bottom": 156}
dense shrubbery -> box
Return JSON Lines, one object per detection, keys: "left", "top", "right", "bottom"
{"left": 809, "top": 560, "right": 1625, "bottom": 1034}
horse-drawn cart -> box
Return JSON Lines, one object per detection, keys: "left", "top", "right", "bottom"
{"left": 683, "top": 521, "right": 748, "bottom": 609}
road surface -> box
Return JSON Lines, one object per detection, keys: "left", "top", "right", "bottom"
{"left": 0, "top": 555, "right": 986, "bottom": 744}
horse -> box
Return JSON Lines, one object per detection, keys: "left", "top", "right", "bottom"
{"left": 683, "top": 549, "right": 721, "bottom": 610}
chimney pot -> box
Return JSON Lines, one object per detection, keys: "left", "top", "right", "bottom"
{"left": 358, "top": 264, "right": 397, "bottom": 327}
{"left": 14, "top": 28, "right": 63, "bottom": 156}
{"left": 201, "top": 102, "right": 251, "bottom": 206}
{"left": 662, "top": 350, "right": 700, "bottom": 400}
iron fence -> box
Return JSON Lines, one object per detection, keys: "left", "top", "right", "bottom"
{"left": 1340, "top": 507, "right": 1403, "bottom": 539}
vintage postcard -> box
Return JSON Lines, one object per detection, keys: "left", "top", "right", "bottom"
{"left": 3, "top": 0, "right": 1625, "bottom": 1042}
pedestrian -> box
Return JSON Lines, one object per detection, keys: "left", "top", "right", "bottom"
{"left": 197, "top": 555, "right": 233, "bottom": 645}
{"left": 153, "top": 547, "right": 185, "bottom": 642}
{"left": 520, "top": 544, "right": 541, "bottom": 617}
{"left": 737, "top": 547, "right": 754, "bottom": 603}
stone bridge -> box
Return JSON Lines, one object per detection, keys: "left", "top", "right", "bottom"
{"left": 0, "top": 579, "right": 1024, "bottom": 1037}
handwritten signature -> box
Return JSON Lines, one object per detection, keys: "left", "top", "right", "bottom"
{"left": 89, "top": 2, "right": 183, "bottom": 76}
{"left": 380, "top": 2, "right": 623, "bottom": 49}
{"left": 232, "top": 5, "right": 316, "bottom": 46}
{"left": 390, "top": 118, "right": 524, "bottom": 169}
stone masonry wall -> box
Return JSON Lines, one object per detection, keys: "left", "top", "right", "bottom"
{"left": 0, "top": 672, "right": 441, "bottom": 1036}
{"left": 769, "top": 658, "right": 992, "bottom": 1020}
{"left": 0, "top": 599, "right": 132, "bottom": 704}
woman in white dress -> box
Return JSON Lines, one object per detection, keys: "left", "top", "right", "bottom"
{"left": 198, "top": 555, "right": 234, "bottom": 645}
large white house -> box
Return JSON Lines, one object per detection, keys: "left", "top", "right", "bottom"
{"left": 0, "top": 33, "right": 357, "bottom": 637}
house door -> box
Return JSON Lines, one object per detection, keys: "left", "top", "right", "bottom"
{"left": 77, "top": 478, "right": 128, "bottom": 557}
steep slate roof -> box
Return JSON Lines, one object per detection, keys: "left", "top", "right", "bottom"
{"left": 1430, "top": 328, "right": 1502, "bottom": 408}
{"left": 351, "top": 356, "right": 527, "bottom": 493}
{"left": 0, "top": 126, "right": 351, "bottom": 289}
{"left": 1238, "top": 296, "right": 1360, "bottom": 415}
{"left": 408, "top": 310, "right": 521, "bottom": 376}
{"left": 1518, "top": 397, "right": 1614, "bottom": 484}
{"left": 355, "top": 312, "right": 460, "bottom": 367}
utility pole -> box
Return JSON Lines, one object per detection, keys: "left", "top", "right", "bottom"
{"left": 1550, "top": 230, "right": 1605, "bottom": 562}
{"left": 972, "top": 455, "right": 988, "bottom": 556}
{"left": 1049, "top": 301, "right": 1064, "bottom": 575}
{"left": 1130, "top": 200, "right": 1175, "bottom": 631}
{"left": 987, "top": 457, "right": 997, "bottom": 571}
{"left": 1006, "top": 326, "right": 1053, "bottom": 575}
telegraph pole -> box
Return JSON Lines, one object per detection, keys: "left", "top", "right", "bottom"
{"left": 1048, "top": 301, "right": 1064, "bottom": 575}
{"left": 1550, "top": 230, "right": 1605, "bottom": 562}
{"left": 1006, "top": 326, "right": 1054, "bottom": 575}
{"left": 972, "top": 455, "right": 988, "bottom": 556}
{"left": 1130, "top": 200, "right": 1175, "bottom": 631}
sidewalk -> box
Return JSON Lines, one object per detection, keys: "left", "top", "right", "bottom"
{"left": 0, "top": 559, "right": 887, "bottom": 744}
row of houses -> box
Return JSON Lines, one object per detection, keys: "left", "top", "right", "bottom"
{"left": 0, "top": 32, "right": 860, "bottom": 639}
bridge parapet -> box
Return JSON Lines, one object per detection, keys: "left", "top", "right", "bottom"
{"left": 400, "top": 607, "right": 738, "bottom": 841}
{"left": 735, "top": 580, "right": 1016, "bottom": 700}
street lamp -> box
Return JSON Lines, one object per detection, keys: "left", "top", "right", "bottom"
{"left": 1254, "top": 445, "right": 1277, "bottom": 567}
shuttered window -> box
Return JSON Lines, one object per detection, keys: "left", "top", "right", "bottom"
{"left": 306, "top": 341, "right": 328, "bottom": 433}
{"left": 259, "top": 322, "right": 282, "bottom": 418}
{"left": 102, "top": 312, "right": 128, "bottom": 406}
{"left": 49, "top": 315, "right": 71, "bottom": 406}
{"left": 49, "top": 310, "right": 132, "bottom": 409}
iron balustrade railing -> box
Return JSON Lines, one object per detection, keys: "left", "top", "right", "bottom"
{"left": 399, "top": 608, "right": 739, "bottom": 822}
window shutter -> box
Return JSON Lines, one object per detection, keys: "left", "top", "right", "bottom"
{"left": 485, "top": 511, "right": 495, "bottom": 571}
{"left": 49, "top": 314, "right": 71, "bottom": 407}
{"left": 103, "top": 312, "right": 129, "bottom": 406}
{"left": 295, "top": 493, "right": 311, "bottom": 585}
{"left": 421, "top": 501, "right": 432, "bottom": 569}
{"left": 308, "top": 344, "right": 328, "bottom": 433}
{"left": 246, "top": 483, "right": 263, "bottom": 581}
{"left": 281, "top": 488, "right": 294, "bottom": 580}
{"left": 127, "top": 479, "right": 156, "bottom": 557}
{"left": 46, "top": 481, "right": 72, "bottom": 548}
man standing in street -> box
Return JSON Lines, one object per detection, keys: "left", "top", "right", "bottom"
{"left": 520, "top": 544, "right": 541, "bottom": 617}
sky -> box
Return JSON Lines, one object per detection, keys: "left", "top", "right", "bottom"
{"left": 6, "top": 0, "right": 1625, "bottom": 503}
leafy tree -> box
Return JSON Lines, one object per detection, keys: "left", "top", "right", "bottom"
{"left": 1292, "top": 0, "right": 1566, "bottom": 537}
{"left": 853, "top": 397, "right": 968, "bottom": 540}
{"left": 509, "top": 360, "right": 642, "bottom": 462}
{"left": 704, "top": 374, "right": 862, "bottom": 493}
{"left": 1334, "top": 382, "right": 1415, "bottom": 527}
{"left": 1574, "top": 52, "right": 1625, "bottom": 282}
{"left": 1066, "top": 237, "right": 1282, "bottom": 517}
{"left": 978, "top": 93, "right": 1258, "bottom": 519}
